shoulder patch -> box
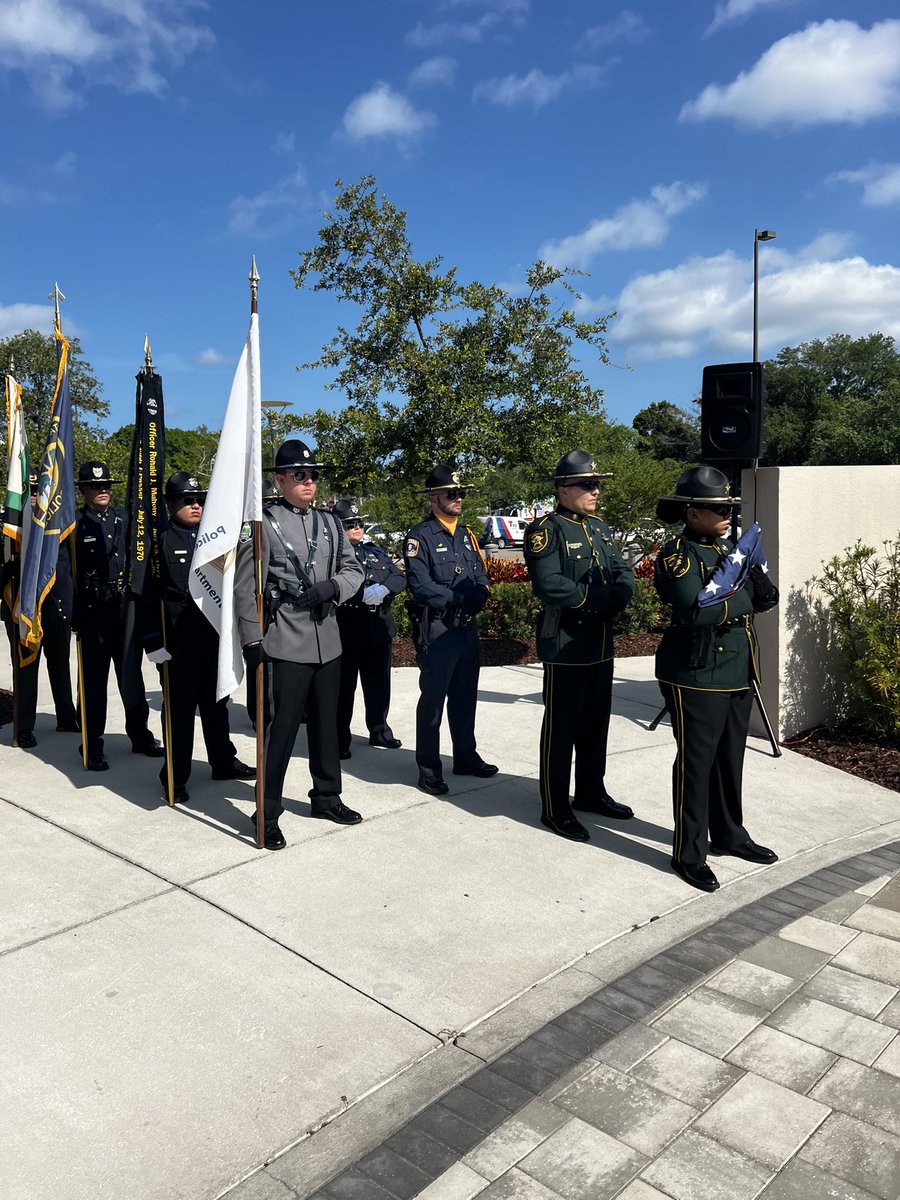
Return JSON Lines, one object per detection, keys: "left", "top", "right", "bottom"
{"left": 405, "top": 538, "right": 420, "bottom": 559}
{"left": 525, "top": 523, "right": 553, "bottom": 557}
{"left": 658, "top": 538, "right": 690, "bottom": 578}
{"left": 239, "top": 522, "right": 252, "bottom": 543}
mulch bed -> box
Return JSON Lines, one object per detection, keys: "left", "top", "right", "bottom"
{"left": 783, "top": 724, "right": 900, "bottom": 794}
{"left": 392, "top": 632, "right": 662, "bottom": 668}
{"left": 0, "top": 689, "right": 12, "bottom": 727}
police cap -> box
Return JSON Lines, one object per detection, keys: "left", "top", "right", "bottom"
{"left": 656, "top": 465, "right": 740, "bottom": 523}
{"left": 333, "top": 499, "right": 369, "bottom": 523}
{"left": 165, "top": 472, "right": 207, "bottom": 504}
{"left": 553, "top": 449, "right": 613, "bottom": 484}
{"left": 77, "top": 461, "right": 120, "bottom": 486}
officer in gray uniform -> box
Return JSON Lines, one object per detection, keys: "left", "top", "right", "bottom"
{"left": 235, "top": 440, "right": 365, "bottom": 849}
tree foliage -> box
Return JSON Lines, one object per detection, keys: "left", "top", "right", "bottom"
{"left": 632, "top": 400, "right": 700, "bottom": 462}
{"left": 763, "top": 333, "right": 900, "bottom": 466}
{"left": 291, "top": 176, "right": 615, "bottom": 507}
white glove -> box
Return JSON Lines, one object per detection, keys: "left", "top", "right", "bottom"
{"left": 362, "top": 583, "right": 390, "bottom": 606}
{"left": 147, "top": 647, "right": 173, "bottom": 664}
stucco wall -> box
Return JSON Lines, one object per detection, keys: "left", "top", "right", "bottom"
{"left": 745, "top": 465, "right": 900, "bottom": 740}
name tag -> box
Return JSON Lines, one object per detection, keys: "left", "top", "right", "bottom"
{"left": 83, "top": 536, "right": 97, "bottom": 543}
{"left": 435, "top": 546, "right": 448, "bottom": 552}
{"left": 566, "top": 541, "right": 583, "bottom": 550}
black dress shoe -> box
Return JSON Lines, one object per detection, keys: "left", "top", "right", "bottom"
{"left": 452, "top": 761, "right": 499, "bottom": 777}
{"left": 541, "top": 814, "right": 590, "bottom": 842}
{"left": 573, "top": 794, "right": 634, "bottom": 820}
{"left": 671, "top": 859, "right": 720, "bottom": 892}
{"left": 418, "top": 775, "right": 450, "bottom": 796}
{"left": 210, "top": 758, "right": 257, "bottom": 781}
{"left": 311, "top": 801, "right": 363, "bottom": 825}
{"left": 709, "top": 839, "right": 778, "bottom": 864}
{"left": 87, "top": 754, "right": 109, "bottom": 772}
{"left": 369, "top": 735, "right": 402, "bottom": 749}
{"left": 133, "top": 738, "right": 165, "bottom": 758}
{"left": 161, "top": 786, "right": 190, "bottom": 804}
{"left": 247, "top": 812, "right": 286, "bottom": 849}
{"left": 55, "top": 719, "right": 80, "bottom": 733}
{"left": 16, "top": 731, "right": 37, "bottom": 749}
{"left": 339, "top": 748, "right": 352, "bottom": 760}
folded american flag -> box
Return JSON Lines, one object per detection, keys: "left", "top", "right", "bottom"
{"left": 697, "top": 522, "right": 771, "bottom": 608}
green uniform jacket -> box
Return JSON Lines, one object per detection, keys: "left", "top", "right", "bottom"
{"left": 524, "top": 508, "right": 635, "bottom": 665}
{"left": 654, "top": 531, "right": 760, "bottom": 691}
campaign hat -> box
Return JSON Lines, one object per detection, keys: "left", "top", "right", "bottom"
{"left": 423, "top": 463, "right": 467, "bottom": 492}
{"left": 656, "top": 465, "right": 740, "bottom": 524}
{"left": 553, "top": 450, "right": 613, "bottom": 484}
{"left": 273, "top": 439, "right": 327, "bottom": 472}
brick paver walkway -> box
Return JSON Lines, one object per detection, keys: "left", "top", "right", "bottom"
{"left": 300, "top": 845, "right": 900, "bottom": 1200}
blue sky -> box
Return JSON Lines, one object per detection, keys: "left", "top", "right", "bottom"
{"left": 2, "top": 0, "right": 899, "bottom": 439}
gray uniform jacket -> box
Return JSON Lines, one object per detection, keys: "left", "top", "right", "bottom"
{"left": 235, "top": 501, "right": 365, "bottom": 665}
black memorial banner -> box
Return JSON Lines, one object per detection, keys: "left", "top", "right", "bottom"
{"left": 125, "top": 368, "right": 166, "bottom": 598}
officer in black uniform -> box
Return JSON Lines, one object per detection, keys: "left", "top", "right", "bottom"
{"left": 246, "top": 475, "right": 279, "bottom": 730}
{"left": 234, "top": 440, "right": 366, "bottom": 849}
{"left": 333, "top": 499, "right": 406, "bottom": 758}
{"left": 1, "top": 476, "right": 79, "bottom": 747}
{"left": 524, "top": 450, "right": 635, "bottom": 841}
{"left": 404, "top": 464, "right": 497, "bottom": 795}
{"left": 141, "top": 473, "right": 256, "bottom": 804}
{"left": 654, "top": 466, "right": 779, "bottom": 892}
{"left": 73, "top": 461, "right": 163, "bottom": 770}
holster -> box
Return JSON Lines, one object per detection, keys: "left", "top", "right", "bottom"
{"left": 686, "top": 626, "right": 714, "bottom": 670}
{"left": 406, "top": 600, "right": 429, "bottom": 648}
{"left": 538, "top": 605, "right": 561, "bottom": 639}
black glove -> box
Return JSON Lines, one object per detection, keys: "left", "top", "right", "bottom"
{"left": 296, "top": 578, "right": 339, "bottom": 609}
{"left": 748, "top": 564, "right": 779, "bottom": 612}
{"left": 455, "top": 581, "right": 488, "bottom": 615}
{"left": 242, "top": 642, "right": 271, "bottom": 669}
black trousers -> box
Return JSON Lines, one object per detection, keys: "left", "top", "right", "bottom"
{"left": 539, "top": 659, "right": 613, "bottom": 823}
{"left": 158, "top": 655, "right": 235, "bottom": 788}
{"left": 337, "top": 639, "right": 393, "bottom": 750}
{"left": 659, "top": 683, "right": 751, "bottom": 866}
{"left": 5, "top": 601, "right": 78, "bottom": 735}
{"left": 262, "top": 656, "right": 342, "bottom": 821}
{"left": 415, "top": 625, "right": 480, "bottom": 777}
{"left": 78, "top": 597, "right": 153, "bottom": 757}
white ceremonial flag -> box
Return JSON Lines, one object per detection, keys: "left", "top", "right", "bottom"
{"left": 189, "top": 312, "right": 262, "bottom": 700}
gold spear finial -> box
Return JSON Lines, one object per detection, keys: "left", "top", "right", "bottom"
{"left": 48, "top": 283, "right": 65, "bottom": 333}
{"left": 144, "top": 334, "right": 154, "bottom": 374}
{"left": 249, "top": 255, "right": 259, "bottom": 315}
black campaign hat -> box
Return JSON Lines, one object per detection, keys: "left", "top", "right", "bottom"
{"left": 77, "top": 461, "right": 120, "bottom": 486}
{"left": 273, "top": 439, "right": 327, "bottom": 472}
{"left": 553, "top": 450, "right": 613, "bottom": 484}
{"left": 333, "top": 499, "right": 369, "bottom": 523}
{"left": 655, "top": 465, "right": 740, "bottom": 523}
{"left": 261, "top": 475, "right": 278, "bottom": 502}
{"left": 423, "top": 463, "right": 467, "bottom": 492}
{"left": 165, "top": 471, "right": 207, "bottom": 503}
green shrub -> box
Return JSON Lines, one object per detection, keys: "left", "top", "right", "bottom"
{"left": 816, "top": 536, "right": 900, "bottom": 740}
{"left": 613, "top": 576, "right": 661, "bottom": 636}
{"left": 476, "top": 582, "right": 541, "bottom": 640}
{"left": 393, "top": 593, "right": 412, "bottom": 639}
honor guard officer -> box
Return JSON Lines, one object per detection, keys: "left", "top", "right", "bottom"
{"left": 333, "top": 499, "right": 406, "bottom": 758}
{"left": 141, "top": 473, "right": 256, "bottom": 804}
{"left": 245, "top": 475, "right": 279, "bottom": 730}
{"left": 525, "top": 450, "right": 635, "bottom": 841}
{"left": 73, "top": 461, "right": 162, "bottom": 770}
{"left": 404, "top": 464, "right": 497, "bottom": 795}
{"left": 654, "top": 466, "right": 779, "bottom": 892}
{"left": 235, "top": 439, "right": 365, "bottom": 849}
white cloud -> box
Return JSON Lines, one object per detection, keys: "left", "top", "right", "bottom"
{"left": 340, "top": 83, "right": 435, "bottom": 142}
{"left": 0, "top": 302, "right": 56, "bottom": 339}
{"left": 409, "top": 56, "right": 457, "bottom": 89}
{"left": 271, "top": 131, "right": 296, "bottom": 155}
{"left": 540, "top": 182, "right": 708, "bottom": 268}
{"left": 834, "top": 163, "right": 900, "bottom": 207}
{"left": 706, "top": 0, "right": 803, "bottom": 36}
{"left": 610, "top": 239, "right": 900, "bottom": 360}
{"left": 473, "top": 63, "right": 604, "bottom": 109}
{"left": 195, "top": 348, "right": 225, "bottom": 367}
{"left": 0, "top": 0, "right": 213, "bottom": 110}
{"left": 406, "top": 13, "right": 499, "bottom": 48}
{"left": 581, "top": 10, "right": 649, "bottom": 50}
{"left": 225, "top": 167, "right": 308, "bottom": 239}
{"left": 681, "top": 19, "right": 900, "bottom": 129}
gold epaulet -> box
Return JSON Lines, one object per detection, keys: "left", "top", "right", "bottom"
{"left": 658, "top": 537, "right": 691, "bottom": 578}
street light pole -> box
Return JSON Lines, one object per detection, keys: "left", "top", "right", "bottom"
{"left": 753, "top": 228, "right": 776, "bottom": 362}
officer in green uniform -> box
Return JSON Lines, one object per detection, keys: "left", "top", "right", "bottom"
{"left": 524, "top": 450, "right": 635, "bottom": 842}
{"left": 654, "top": 465, "right": 779, "bottom": 892}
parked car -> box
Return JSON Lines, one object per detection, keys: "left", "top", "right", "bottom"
{"left": 364, "top": 522, "right": 402, "bottom": 548}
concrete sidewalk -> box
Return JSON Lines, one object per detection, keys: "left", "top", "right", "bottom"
{"left": 1, "top": 654, "right": 898, "bottom": 1200}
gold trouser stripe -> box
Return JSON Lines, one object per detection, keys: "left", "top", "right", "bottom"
{"left": 541, "top": 663, "right": 554, "bottom": 817}
{"left": 672, "top": 684, "right": 686, "bottom": 861}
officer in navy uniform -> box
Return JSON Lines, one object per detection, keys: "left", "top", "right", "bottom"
{"left": 73, "top": 461, "right": 162, "bottom": 770}
{"left": 524, "top": 450, "right": 635, "bottom": 841}
{"left": 333, "top": 499, "right": 406, "bottom": 758}
{"left": 404, "top": 464, "right": 497, "bottom": 795}
{"left": 234, "top": 440, "right": 366, "bottom": 849}
{"left": 654, "top": 466, "right": 779, "bottom": 892}
{"left": 140, "top": 473, "right": 256, "bottom": 804}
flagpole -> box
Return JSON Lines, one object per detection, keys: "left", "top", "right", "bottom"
{"left": 5, "top": 369, "right": 22, "bottom": 750}
{"left": 250, "top": 257, "right": 266, "bottom": 850}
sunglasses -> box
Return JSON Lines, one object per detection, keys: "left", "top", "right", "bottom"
{"left": 288, "top": 469, "right": 319, "bottom": 483}
{"left": 441, "top": 488, "right": 467, "bottom": 500}
{"left": 82, "top": 483, "right": 111, "bottom": 492}
{"left": 692, "top": 503, "right": 736, "bottom": 517}
{"left": 564, "top": 479, "right": 601, "bottom": 492}
{"left": 342, "top": 519, "right": 365, "bottom": 529}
